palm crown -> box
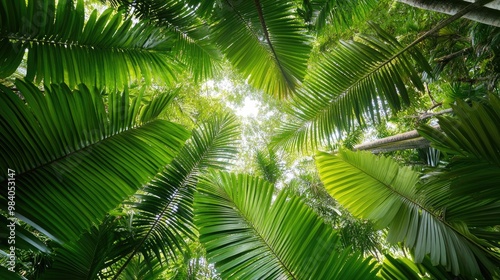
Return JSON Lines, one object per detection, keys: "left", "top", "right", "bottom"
{"left": 1, "top": 0, "right": 500, "bottom": 279}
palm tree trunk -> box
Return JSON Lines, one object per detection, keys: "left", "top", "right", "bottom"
{"left": 353, "top": 126, "right": 442, "bottom": 153}
{"left": 398, "top": 0, "right": 500, "bottom": 27}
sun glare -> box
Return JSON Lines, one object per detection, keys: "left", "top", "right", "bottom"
{"left": 236, "top": 97, "right": 259, "bottom": 118}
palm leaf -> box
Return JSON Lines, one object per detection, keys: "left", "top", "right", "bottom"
{"left": 272, "top": 24, "right": 431, "bottom": 151}
{"left": 0, "top": 0, "right": 177, "bottom": 88}
{"left": 40, "top": 217, "right": 133, "bottom": 279}
{"left": 212, "top": 0, "right": 311, "bottom": 98}
{"left": 184, "top": 0, "right": 216, "bottom": 18}
{"left": 316, "top": 150, "right": 500, "bottom": 278}
{"left": 418, "top": 95, "right": 500, "bottom": 200}
{"left": 0, "top": 80, "right": 189, "bottom": 242}
{"left": 112, "top": 113, "right": 240, "bottom": 278}
{"left": 415, "top": 95, "right": 500, "bottom": 257}
{"left": 379, "top": 254, "right": 461, "bottom": 280}
{"left": 194, "top": 171, "right": 378, "bottom": 279}
{"left": 105, "top": 0, "right": 222, "bottom": 82}
{"left": 254, "top": 147, "right": 282, "bottom": 184}
{"left": 310, "top": 0, "right": 377, "bottom": 32}
{"left": 420, "top": 165, "right": 500, "bottom": 231}
{"left": 379, "top": 254, "right": 423, "bottom": 280}
{"left": 0, "top": 215, "right": 51, "bottom": 254}
{"left": 114, "top": 255, "right": 167, "bottom": 280}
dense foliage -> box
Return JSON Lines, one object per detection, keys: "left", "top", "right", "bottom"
{"left": 1, "top": 0, "right": 499, "bottom": 279}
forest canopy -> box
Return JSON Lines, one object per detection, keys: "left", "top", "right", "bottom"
{"left": 1, "top": 0, "right": 500, "bottom": 279}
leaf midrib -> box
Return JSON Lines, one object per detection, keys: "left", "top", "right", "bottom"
{"left": 288, "top": 0, "right": 494, "bottom": 145}
{"left": 0, "top": 120, "right": 161, "bottom": 185}
{"left": 223, "top": 0, "right": 293, "bottom": 90}
{"left": 112, "top": 121, "right": 234, "bottom": 280}
{"left": 223, "top": 187, "right": 298, "bottom": 280}
{"left": 3, "top": 35, "right": 169, "bottom": 53}
{"left": 252, "top": 0, "right": 293, "bottom": 90}
{"left": 339, "top": 153, "right": 497, "bottom": 262}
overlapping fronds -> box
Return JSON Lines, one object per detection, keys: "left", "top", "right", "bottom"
{"left": 418, "top": 94, "right": 500, "bottom": 200}
{"left": 272, "top": 24, "right": 431, "bottom": 152}
{"left": 212, "top": 0, "right": 311, "bottom": 98}
{"left": 112, "top": 114, "right": 240, "bottom": 277}
{"left": 114, "top": 255, "right": 167, "bottom": 280}
{"left": 0, "top": 215, "right": 50, "bottom": 254}
{"left": 254, "top": 147, "right": 282, "bottom": 184}
{"left": 316, "top": 150, "right": 500, "bottom": 278}
{"left": 307, "top": 0, "right": 378, "bottom": 32}
{"left": 105, "top": 0, "right": 222, "bottom": 82}
{"left": 0, "top": 80, "right": 189, "bottom": 242}
{"left": 380, "top": 254, "right": 461, "bottom": 280}
{"left": 0, "top": 0, "right": 177, "bottom": 88}
{"left": 194, "top": 171, "right": 378, "bottom": 279}
{"left": 40, "top": 217, "right": 133, "bottom": 279}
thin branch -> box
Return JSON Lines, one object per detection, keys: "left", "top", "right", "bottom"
{"left": 394, "top": 0, "right": 494, "bottom": 60}
{"left": 424, "top": 83, "right": 438, "bottom": 105}
{"left": 428, "top": 102, "right": 443, "bottom": 110}
{"left": 434, "top": 47, "right": 472, "bottom": 63}
{"left": 112, "top": 187, "right": 184, "bottom": 280}
{"left": 308, "top": 0, "right": 491, "bottom": 124}
{"left": 405, "top": 108, "right": 453, "bottom": 120}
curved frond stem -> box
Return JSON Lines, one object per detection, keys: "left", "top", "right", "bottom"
{"left": 216, "top": 188, "right": 298, "bottom": 280}
{"left": 214, "top": 0, "right": 310, "bottom": 98}
{"left": 195, "top": 171, "right": 378, "bottom": 279}
{"left": 316, "top": 150, "right": 500, "bottom": 277}
{"left": 272, "top": 1, "right": 493, "bottom": 152}
{"left": 111, "top": 114, "right": 240, "bottom": 278}
{"left": 252, "top": 0, "right": 293, "bottom": 90}
{"left": 112, "top": 187, "right": 181, "bottom": 280}
{"left": 272, "top": 25, "right": 430, "bottom": 151}
{"left": 104, "top": 0, "right": 222, "bottom": 81}
{"left": 0, "top": 80, "right": 189, "bottom": 242}
{"left": 0, "top": 0, "right": 177, "bottom": 87}
{"left": 324, "top": 151, "right": 492, "bottom": 257}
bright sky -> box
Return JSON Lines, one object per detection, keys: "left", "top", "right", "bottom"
{"left": 202, "top": 78, "right": 261, "bottom": 119}
{"left": 235, "top": 97, "right": 259, "bottom": 118}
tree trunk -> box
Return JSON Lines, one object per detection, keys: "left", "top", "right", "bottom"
{"left": 353, "top": 126, "right": 441, "bottom": 153}
{"left": 398, "top": 0, "right": 500, "bottom": 27}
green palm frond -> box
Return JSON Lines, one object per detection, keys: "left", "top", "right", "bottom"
{"left": 0, "top": 80, "right": 189, "bottom": 242}
{"left": 105, "top": 0, "right": 222, "bottom": 82}
{"left": 272, "top": 24, "right": 431, "bottom": 151}
{"left": 40, "top": 217, "right": 133, "bottom": 279}
{"left": 310, "top": 0, "right": 377, "bottom": 32}
{"left": 112, "top": 114, "right": 240, "bottom": 278}
{"left": 380, "top": 254, "right": 461, "bottom": 280}
{"left": 0, "top": 215, "right": 50, "bottom": 254}
{"left": 316, "top": 150, "right": 500, "bottom": 278}
{"left": 0, "top": 0, "right": 177, "bottom": 88}
{"left": 254, "top": 147, "right": 282, "bottom": 184}
{"left": 185, "top": 0, "right": 216, "bottom": 18}
{"left": 418, "top": 94, "right": 500, "bottom": 200}
{"left": 379, "top": 254, "right": 425, "bottom": 280}
{"left": 194, "top": 171, "right": 379, "bottom": 279}
{"left": 213, "top": 0, "right": 311, "bottom": 98}
{"left": 115, "top": 255, "right": 167, "bottom": 280}
{"left": 415, "top": 95, "right": 500, "bottom": 248}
